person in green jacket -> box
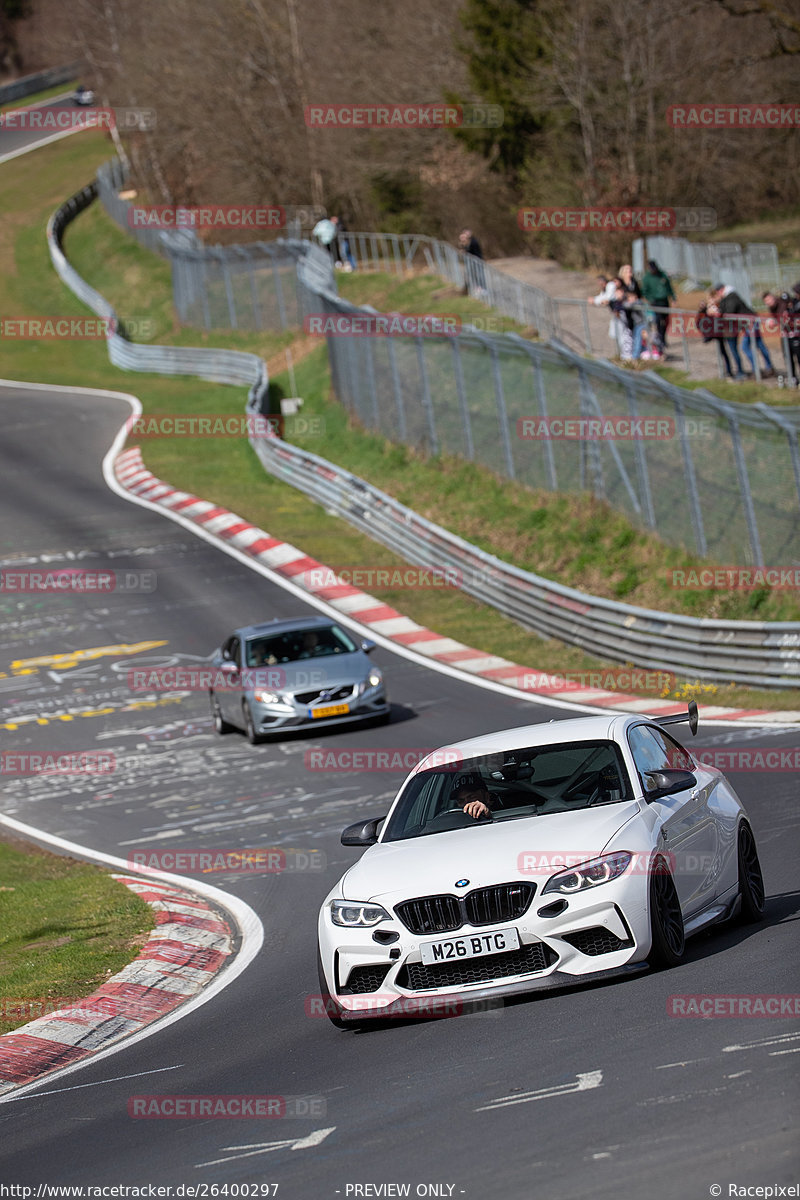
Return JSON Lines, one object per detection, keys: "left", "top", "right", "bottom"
{"left": 641, "top": 260, "right": 677, "bottom": 356}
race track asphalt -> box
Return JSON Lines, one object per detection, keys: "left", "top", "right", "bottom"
{"left": 0, "top": 384, "right": 798, "bottom": 1199}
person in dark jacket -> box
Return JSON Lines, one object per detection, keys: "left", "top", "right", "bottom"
{"left": 458, "top": 228, "right": 486, "bottom": 295}
{"left": 763, "top": 290, "right": 800, "bottom": 384}
{"left": 641, "top": 260, "right": 677, "bottom": 355}
{"left": 710, "top": 284, "right": 774, "bottom": 379}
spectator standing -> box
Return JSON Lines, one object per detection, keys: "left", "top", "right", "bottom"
{"left": 710, "top": 283, "right": 774, "bottom": 380}
{"left": 641, "top": 260, "right": 676, "bottom": 357}
{"left": 333, "top": 215, "right": 357, "bottom": 272}
{"left": 593, "top": 275, "right": 619, "bottom": 352}
{"left": 312, "top": 217, "right": 338, "bottom": 264}
{"left": 619, "top": 264, "right": 646, "bottom": 359}
{"left": 610, "top": 278, "right": 635, "bottom": 360}
{"left": 764, "top": 289, "right": 800, "bottom": 385}
{"left": 458, "top": 228, "right": 486, "bottom": 295}
{"left": 698, "top": 297, "right": 734, "bottom": 379}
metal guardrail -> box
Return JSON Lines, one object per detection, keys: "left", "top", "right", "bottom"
{"left": 48, "top": 177, "right": 800, "bottom": 687}
{"left": 244, "top": 422, "right": 800, "bottom": 689}
{"left": 47, "top": 182, "right": 268, "bottom": 408}
{"left": 0, "top": 62, "right": 83, "bottom": 105}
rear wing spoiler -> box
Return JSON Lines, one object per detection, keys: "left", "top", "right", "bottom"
{"left": 654, "top": 699, "right": 698, "bottom": 737}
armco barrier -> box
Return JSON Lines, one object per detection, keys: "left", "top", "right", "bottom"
{"left": 49, "top": 181, "right": 800, "bottom": 688}
{"left": 47, "top": 182, "right": 268, "bottom": 408}
{"left": 0, "top": 62, "right": 82, "bottom": 106}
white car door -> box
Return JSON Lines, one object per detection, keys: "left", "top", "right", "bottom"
{"left": 628, "top": 724, "right": 720, "bottom": 916}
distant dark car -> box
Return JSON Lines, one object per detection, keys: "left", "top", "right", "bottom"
{"left": 72, "top": 85, "right": 96, "bottom": 106}
{"left": 209, "top": 615, "right": 390, "bottom": 744}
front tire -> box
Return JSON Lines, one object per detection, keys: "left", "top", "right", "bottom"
{"left": 737, "top": 822, "right": 765, "bottom": 922}
{"left": 210, "top": 693, "right": 234, "bottom": 734}
{"left": 242, "top": 700, "right": 264, "bottom": 745}
{"left": 648, "top": 858, "right": 685, "bottom": 969}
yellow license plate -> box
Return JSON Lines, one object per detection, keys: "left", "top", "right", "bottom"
{"left": 309, "top": 703, "right": 350, "bottom": 719}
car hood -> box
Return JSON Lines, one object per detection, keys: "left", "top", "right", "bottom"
{"left": 342, "top": 802, "right": 641, "bottom": 903}
{"left": 278, "top": 652, "right": 369, "bottom": 691}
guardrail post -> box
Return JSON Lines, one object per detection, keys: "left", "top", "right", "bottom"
{"left": 451, "top": 339, "right": 474, "bottom": 460}
{"left": 674, "top": 397, "right": 708, "bottom": 557}
{"left": 416, "top": 338, "right": 439, "bottom": 455}
{"left": 728, "top": 414, "right": 764, "bottom": 566}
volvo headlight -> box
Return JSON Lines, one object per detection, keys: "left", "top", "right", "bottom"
{"left": 358, "top": 669, "right": 383, "bottom": 696}
{"left": 254, "top": 690, "right": 283, "bottom": 704}
{"left": 330, "top": 899, "right": 390, "bottom": 927}
{"left": 542, "top": 851, "right": 633, "bottom": 895}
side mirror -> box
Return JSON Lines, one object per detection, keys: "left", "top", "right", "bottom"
{"left": 361, "top": 639, "right": 376, "bottom": 654}
{"left": 341, "top": 817, "right": 384, "bottom": 846}
{"left": 644, "top": 768, "right": 697, "bottom": 800}
{"left": 220, "top": 660, "right": 238, "bottom": 674}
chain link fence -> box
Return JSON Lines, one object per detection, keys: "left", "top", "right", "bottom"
{"left": 633, "top": 234, "right": 800, "bottom": 304}
{"left": 94, "top": 160, "right": 800, "bottom": 568}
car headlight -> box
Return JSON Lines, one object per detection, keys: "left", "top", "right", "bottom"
{"left": 330, "top": 899, "right": 390, "bottom": 927}
{"left": 542, "top": 851, "right": 633, "bottom": 895}
{"left": 253, "top": 690, "right": 282, "bottom": 704}
{"left": 358, "top": 669, "right": 383, "bottom": 696}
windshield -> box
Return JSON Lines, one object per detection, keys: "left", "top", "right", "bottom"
{"left": 382, "top": 740, "right": 632, "bottom": 841}
{"left": 244, "top": 624, "right": 358, "bottom": 667}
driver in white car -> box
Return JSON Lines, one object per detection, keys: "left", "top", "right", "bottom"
{"left": 451, "top": 772, "right": 493, "bottom": 820}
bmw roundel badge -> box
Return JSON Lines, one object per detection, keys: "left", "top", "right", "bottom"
{"left": 455, "top": 878, "right": 469, "bottom": 888}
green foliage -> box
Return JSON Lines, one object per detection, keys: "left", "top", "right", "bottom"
{"left": 447, "top": 0, "right": 546, "bottom": 178}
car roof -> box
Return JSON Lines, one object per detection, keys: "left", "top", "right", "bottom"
{"left": 232, "top": 615, "right": 341, "bottom": 640}
{"left": 409, "top": 712, "right": 679, "bottom": 776}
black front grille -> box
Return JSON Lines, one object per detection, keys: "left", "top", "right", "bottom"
{"left": 561, "top": 927, "right": 632, "bottom": 957}
{"left": 295, "top": 685, "right": 353, "bottom": 705}
{"left": 396, "top": 941, "right": 557, "bottom": 991}
{"left": 395, "top": 882, "right": 535, "bottom": 935}
{"left": 341, "top": 963, "right": 392, "bottom": 994}
{"left": 465, "top": 882, "right": 535, "bottom": 926}
{"left": 395, "top": 895, "right": 462, "bottom": 935}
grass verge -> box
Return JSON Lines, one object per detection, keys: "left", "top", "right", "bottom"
{"left": 0, "top": 835, "right": 153, "bottom": 1037}
{"left": 3, "top": 133, "right": 799, "bottom": 712}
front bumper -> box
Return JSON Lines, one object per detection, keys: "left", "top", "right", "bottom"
{"left": 251, "top": 685, "right": 389, "bottom": 732}
{"left": 318, "top": 880, "right": 651, "bottom": 1018}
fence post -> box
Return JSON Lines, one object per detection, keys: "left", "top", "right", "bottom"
{"left": 364, "top": 336, "right": 380, "bottom": 430}
{"left": 674, "top": 397, "right": 708, "bottom": 557}
{"left": 727, "top": 414, "right": 764, "bottom": 566}
{"left": 451, "top": 338, "right": 474, "bottom": 460}
{"left": 489, "top": 343, "right": 515, "bottom": 479}
{"left": 245, "top": 248, "right": 263, "bottom": 330}
{"left": 626, "top": 384, "right": 656, "bottom": 529}
{"left": 220, "top": 251, "right": 238, "bottom": 330}
{"left": 532, "top": 356, "right": 558, "bottom": 490}
{"left": 416, "top": 339, "right": 439, "bottom": 455}
{"left": 580, "top": 300, "right": 592, "bottom": 354}
{"left": 577, "top": 367, "right": 604, "bottom": 500}
{"left": 271, "top": 252, "right": 288, "bottom": 330}
{"left": 386, "top": 336, "right": 408, "bottom": 442}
